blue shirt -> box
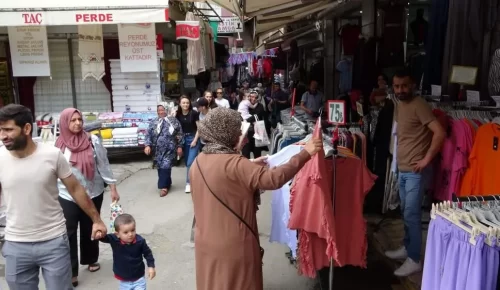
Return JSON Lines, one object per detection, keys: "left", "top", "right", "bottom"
{"left": 100, "top": 234, "right": 155, "bottom": 281}
{"left": 336, "top": 59, "right": 352, "bottom": 94}
{"left": 301, "top": 91, "right": 324, "bottom": 113}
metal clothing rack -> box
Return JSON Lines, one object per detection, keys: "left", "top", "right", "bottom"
{"left": 452, "top": 194, "right": 500, "bottom": 202}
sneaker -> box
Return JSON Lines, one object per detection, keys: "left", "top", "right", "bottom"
{"left": 385, "top": 246, "right": 408, "bottom": 260}
{"left": 394, "top": 258, "right": 422, "bottom": 277}
{"left": 185, "top": 184, "right": 191, "bottom": 193}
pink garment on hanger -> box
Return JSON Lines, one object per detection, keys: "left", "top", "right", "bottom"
{"left": 330, "top": 157, "right": 376, "bottom": 267}
{"left": 289, "top": 120, "right": 338, "bottom": 278}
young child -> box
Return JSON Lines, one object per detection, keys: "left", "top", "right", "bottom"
{"left": 238, "top": 98, "right": 259, "bottom": 120}
{"left": 100, "top": 214, "right": 156, "bottom": 289}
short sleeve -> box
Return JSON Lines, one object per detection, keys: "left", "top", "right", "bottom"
{"left": 415, "top": 98, "right": 436, "bottom": 126}
{"left": 193, "top": 111, "right": 200, "bottom": 122}
{"left": 56, "top": 150, "right": 73, "bottom": 179}
{"left": 301, "top": 92, "right": 308, "bottom": 103}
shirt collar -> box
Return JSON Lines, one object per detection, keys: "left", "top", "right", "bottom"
{"left": 120, "top": 238, "right": 137, "bottom": 245}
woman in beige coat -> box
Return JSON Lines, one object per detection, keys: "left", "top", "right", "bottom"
{"left": 190, "top": 108, "right": 322, "bottom": 290}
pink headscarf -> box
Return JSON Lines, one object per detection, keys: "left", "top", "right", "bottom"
{"left": 55, "top": 108, "right": 95, "bottom": 180}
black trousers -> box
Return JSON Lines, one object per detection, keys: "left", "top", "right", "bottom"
{"left": 59, "top": 193, "right": 104, "bottom": 277}
{"left": 242, "top": 136, "right": 263, "bottom": 159}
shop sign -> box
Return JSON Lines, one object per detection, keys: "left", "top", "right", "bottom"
{"left": 156, "top": 34, "right": 164, "bottom": 59}
{"left": 0, "top": 9, "right": 169, "bottom": 26}
{"left": 118, "top": 24, "right": 158, "bottom": 72}
{"left": 1, "top": 0, "right": 169, "bottom": 9}
{"left": 176, "top": 21, "right": 200, "bottom": 41}
{"left": 327, "top": 100, "right": 346, "bottom": 125}
{"left": 8, "top": 26, "right": 51, "bottom": 77}
{"left": 218, "top": 17, "right": 243, "bottom": 34}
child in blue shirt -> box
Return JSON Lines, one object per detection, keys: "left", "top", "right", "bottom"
{"left": 100, "top": 214, "right": 156, "bottom": 289}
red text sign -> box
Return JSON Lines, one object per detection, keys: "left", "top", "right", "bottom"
{"left": 176, "top": 21, "right": 200, "bottom": 41}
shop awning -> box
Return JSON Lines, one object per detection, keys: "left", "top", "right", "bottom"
{"left": 254, "top": 1, "right": 335, "bottom": 35}
{"left": 0, "top": 8, "right": 170, "bottom": 26}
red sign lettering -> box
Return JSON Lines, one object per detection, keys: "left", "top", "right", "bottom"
{"left": 176, "top": 24, "right": 200, "bottom": 40}
{"left": 22, "top": 13, "right": 42, "bottom": 25}
{"left": 75, "top": 13, "right": 113, "bottom": 23}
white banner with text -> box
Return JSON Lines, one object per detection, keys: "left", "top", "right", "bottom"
{"left": 8, "top": 26, "right": 51, "bottom": 77}
{"left": 118, "top": 24, "right": 158, "bottom": 73}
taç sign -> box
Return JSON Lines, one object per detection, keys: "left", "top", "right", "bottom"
{"left": 176, "top": 21, "right": 200, "bottom": 41}
{"left": 118, "top": 24, "right": 158, "bottom": 72}
{"left": 8, "top": 26, "right": 51, "bottom": 77}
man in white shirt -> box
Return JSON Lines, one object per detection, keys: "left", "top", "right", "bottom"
{"left": 0, "top": 104, "right": 107, "bottom": 290}
{"left": 214, "top": 88, "right": 230, "bottom": 108}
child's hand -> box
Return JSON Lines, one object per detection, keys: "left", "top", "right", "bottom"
{"left": 148, "top": 267, "right": 156, "bottom": 280}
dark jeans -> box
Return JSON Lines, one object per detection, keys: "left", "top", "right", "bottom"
{"left": 158, "top": 168, "right": 172, "bottom": 189}
{"left": 242, "top": 136, "right": 263, "bottom": 159}
{"left": 59, "top": 193, "right": 104, "bottom": 278}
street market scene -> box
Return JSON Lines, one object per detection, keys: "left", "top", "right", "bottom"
{"left": 0, "top": 0, "right": 499, "bottom": 290}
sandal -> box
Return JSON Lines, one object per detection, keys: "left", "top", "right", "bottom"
{"left": 160, "top": 188, "right": 168, "bottom": 197}
{"left": 88, "top": 263, "right": 100, "bottom": 272}
{"left": 72, "top": 277, "right": 79, "bottom": 287}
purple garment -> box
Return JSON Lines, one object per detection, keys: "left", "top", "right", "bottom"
{"left": 440, "top": 224, "right": 485, "bottom": 290}
{"left": 422, "top": 216, "right": 452, "bottom": 290}
{"left": 482, "top": 237, "right": 499, "bottom": 290}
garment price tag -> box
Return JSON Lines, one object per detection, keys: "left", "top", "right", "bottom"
{"left": 492, "top": 96, "right": 500, "bottom": 107}
{"left": 466, "top": 90, "right": 480, "bottom": 103}
{"left": 356, "top": 101, "right": 364, "bottom": 116}
{"left": 327, "top": 100, "right": 346, "bottom": 125}
{"left": 431, "top": 85, "right": 442, "bottom": 96}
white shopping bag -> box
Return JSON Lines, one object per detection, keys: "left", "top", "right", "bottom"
{"left": 109, "top": 201, "right": 123, "bottom": 232}
{"left": 253, "top": 115, "right": 270, "bottom": 148}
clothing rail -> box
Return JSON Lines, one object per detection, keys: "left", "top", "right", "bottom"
{"left": 452, "top": 194, "right": 500, "bottom": 202}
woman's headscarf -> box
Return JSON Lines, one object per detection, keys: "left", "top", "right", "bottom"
{"left": 198, "top": 108, "right": 242, "bottom": 154}
{"left": 55, "top": 108, "right": 95, "bottom": 180}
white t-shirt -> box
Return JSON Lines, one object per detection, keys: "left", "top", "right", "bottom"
{"left": 267, "top": 145, "right": 303, "bottom": 257}
{"left": 0, "top": 143, "right": 72, "bottom": 242}
{"left": 215, "top": 98, "right": 230, "bottom": 109}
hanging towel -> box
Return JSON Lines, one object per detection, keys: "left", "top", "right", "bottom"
{"left": 78, "top": 25, "right": 105, "bottom": 81}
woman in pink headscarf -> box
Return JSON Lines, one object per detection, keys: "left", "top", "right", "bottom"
{"left": 55, "top": 108, "right": 120, "bottom": 287}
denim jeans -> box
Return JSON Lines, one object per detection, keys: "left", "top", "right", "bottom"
{"left": 398, "top": 167, "right": 432, "bottom": 263}
{"left": 119, "top": 276, "right": 146, "bottom": 290}
{"left": 183, "top": 133, "right": 200, "bottom": 184}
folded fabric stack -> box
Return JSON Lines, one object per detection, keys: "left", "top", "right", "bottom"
{"left": 99, "top": 112, "right": 125, "bottom": 129}
{"left": 122, "top": 112, "right": 157, "bottom": 129}
{"left": 103, "top": 127, "right": 139, "bottom": 148}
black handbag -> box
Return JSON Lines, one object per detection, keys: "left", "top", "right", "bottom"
{"left": 195, "top": 160, "right": 265, "bottom": 261}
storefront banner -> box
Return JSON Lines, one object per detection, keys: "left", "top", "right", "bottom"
{"left": 78, "top": 25, "right": 105, "bottom": 81}
{"left": 8, "top": 26, "right": 51, "bottom": 77}
{"left": 1, "top": 0, "right": 169, "bottom": 9}
{"left": 156, "top": 34, "right": 164, "bottom": 59}
{"left": 176, "top": 21, "right": 200, "bottom": 41}
{"left": 118, "top": 23, "right": 158, "bottom": 73}
{"left": 0, "top": 9, "right": 169, "bottom": 26}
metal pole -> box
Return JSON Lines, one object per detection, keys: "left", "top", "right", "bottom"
{"left": 329, "top": 139, "right": 338, "bottom": 290}
{"left": 67, "top": 35, "right": 78, "bottom": 108}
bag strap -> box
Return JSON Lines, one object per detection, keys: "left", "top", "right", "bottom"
{"left": 195, "top": 159, "right": 261, "bottom": 246}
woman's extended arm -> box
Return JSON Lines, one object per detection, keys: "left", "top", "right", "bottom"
{"left": 236, "top": 150, "right": 311, "bottom": 191}
{"left": 92, "top": 135, "right": 120, "bottom": 201}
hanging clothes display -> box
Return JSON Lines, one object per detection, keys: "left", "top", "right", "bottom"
{"left": 423, "top": 0, "right": 449, "bottom": 91}
{"left": 186, "top": 12, "right": 206, "bottom": 75}
{"left": 288, "top": 120, "right": 337, "bottom": 278}
{"left": 422, "top": 200, "right": 500, "bottom": 290}
{"left": 441, "top": 0, "right": 485, "bottom": 96}
{"left": 336, "top": 57, "right": 352, "bottom": 94}
{"left": 338, "top": 24, "right": 361, "bottom": 56}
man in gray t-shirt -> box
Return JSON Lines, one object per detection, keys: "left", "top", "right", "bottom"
{"left": 300, "top": 80, "right": 324, "bottom": 115}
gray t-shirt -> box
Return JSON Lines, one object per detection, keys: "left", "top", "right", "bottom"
{"left": 301, "top": 91, "right": 324, "bottom": 113}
